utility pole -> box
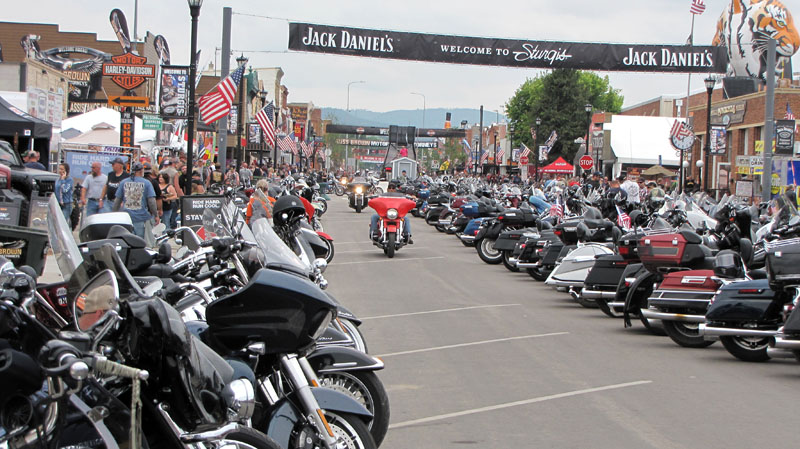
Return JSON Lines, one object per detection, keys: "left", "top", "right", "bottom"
{"left": 217, "top": 7, "right": 231, "bottom": 170}
{"left": 761, "top": 38, "right": 777, "bottom": 202}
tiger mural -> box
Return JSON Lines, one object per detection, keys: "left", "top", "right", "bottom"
{"left": 712, "top": 0, "right": 800, "bottom": 80}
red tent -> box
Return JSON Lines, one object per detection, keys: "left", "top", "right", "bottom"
{"left": 538, "top": 157, "right": 574, "bottom": 173}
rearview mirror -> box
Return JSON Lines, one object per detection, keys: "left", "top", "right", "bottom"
{"left": 73, "top": 269, "right": 119, "bottom": 332}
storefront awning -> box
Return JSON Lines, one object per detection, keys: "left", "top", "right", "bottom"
{"left": 607, "top": 115, "right": 683, "bottom": 166}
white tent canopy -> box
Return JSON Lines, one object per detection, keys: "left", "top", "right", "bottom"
{"left": 606, "top": 115, "right": 684, "bottom": 173}
{"left": 60, "top": 107, "right": 156, "bottom": 146}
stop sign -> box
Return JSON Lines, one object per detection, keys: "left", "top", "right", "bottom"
{"left": 519, "top": 155, "right": 529, "bottom": 165}
{"left": 579, "top": 155, "right": 594, "bottom": 170}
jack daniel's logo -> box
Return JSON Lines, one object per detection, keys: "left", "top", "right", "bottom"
{"left": 302, "top": 26, "right": 394, "bottom": 53}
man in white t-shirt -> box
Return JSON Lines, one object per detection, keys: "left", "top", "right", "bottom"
{"left": 621, "top": 176, "right": 640, "bottom": 204}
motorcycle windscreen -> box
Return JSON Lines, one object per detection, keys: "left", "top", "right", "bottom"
{"left": 250, "top": 215, "right": 310, "bottom": 276}
{"left": 47, "top": 194, "right": 82, "bottom": 281}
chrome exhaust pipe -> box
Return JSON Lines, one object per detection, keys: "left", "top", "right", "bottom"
{"left": 516, "top": 262, "right": 539, "bottom": 268}
{"left": 568, "top": 288, "right": 580, "bottom": 300}
{"left": 771, "top": 335, "right": 800, "bottom": 350}
{"left": 698, "top": 323, "right": 777, "bottom": 339}
{"left": 766, "top": 346, "right": 796, "bottom": 359}
{"left": 640, "top": 309, "right": 706, "bottom": 323}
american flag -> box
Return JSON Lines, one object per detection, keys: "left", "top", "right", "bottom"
{"left": 198, "top": 64, "right": 247, "bottom": 125}
{"left": 480, "top": 150, "right": 489, "bottom": 164}
{"left": 616, "top": 205, "right": 632, "bottom": 230}
{"left": 256, "top": 102, "right": 276, "bottom": 147}
{"left": 520, "top": 143, "right": 531, "bottom": 158}
{"left": 496, "top": 148, "right": 505, "bottom": 161}
{"left": 544, "top": 130, "right": 558, "bottom": 148}
{"left": 278, "top": 135, "right": 295, "bottom": 154}
{"left": 689, "top": 0, "right": 706, "bottom": 15}
{"left": 301, "top": 141, "right": 313, "bottom": 158}
{"left": 670, "top": 119, "right": 693, "bottom": 139}
{"left": 549, "top": 198, "right": 563, "bottom": 218}
{"left": 786, "top": 102, "right": 795, "bottom": 120}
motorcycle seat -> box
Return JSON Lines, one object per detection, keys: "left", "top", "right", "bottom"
{"left": 748, "top": 269, "right": 767, "bottom": 280}
{"left": 106, "top": 225, "right": 147, "bottom": 249}
{"left": 680, "top": 230, "right": 703, "bottom": 244}
{"left": 584, "top": 218, "right": 612, "bottom": 230}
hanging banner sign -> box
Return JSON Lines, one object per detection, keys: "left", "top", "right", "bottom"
{"left": 709, "top": 126, "right": 727, "bottom": 156}
{"left": 288, "top": 23, "right": 728, "bottom": 73}
{"left": 159, "top": 65, "right": 190, "bottom": 118}
{"left": 775, "top": 120, "right": 796, "bottom": 155}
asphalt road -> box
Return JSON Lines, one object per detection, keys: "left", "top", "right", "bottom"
{"left": 321, "top": 196, "right": 799, "bottom": 449}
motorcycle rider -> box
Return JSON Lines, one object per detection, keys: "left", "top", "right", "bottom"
{"left": 369, "top": 180, "right": 412, "bottom": 244}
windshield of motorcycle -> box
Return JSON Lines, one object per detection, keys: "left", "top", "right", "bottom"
{"left": 769, "top": 195, "right": 800, "bottom": 229}
{"left": 201, "top": 208, "right": 231, "bottom": 241}
{"left": 46, "top": 194, "right": 82, "bottom": 281}
{"left": 250, "top": 217, "right": 309, "bottom": 273}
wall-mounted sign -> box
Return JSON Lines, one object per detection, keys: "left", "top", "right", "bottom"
{"left": 142, "top": 115, "right": 163, "bottom": 130}
{"left": 710, "top": 101, "right": 746, "bottom": 125}
{"left": 290, "top": 105, "right": 308, "bottom": 122}
{"left": 159, "top": 65, "right": 189, "bottom": 118}
{"left": 289, "top": 22, "right": 728, "bottom": 73}
{"left": 103, "top": 52, "right": 155, "bottom": 90}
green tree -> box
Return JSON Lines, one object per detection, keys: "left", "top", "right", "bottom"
{"left": 505, "top": 69, "right": 623, "bottom": 163}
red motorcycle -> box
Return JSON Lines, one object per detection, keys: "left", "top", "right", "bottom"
{"left": 369, "top": 196, "right": 416, "bottom": 258}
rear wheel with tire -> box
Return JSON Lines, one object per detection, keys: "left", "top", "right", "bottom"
{"left": 322, "top": 238, "right": 335, "bottom": 263}
{"left": 720, "top": 335, "right": 770, "bottom": 362}
{"left": 355, "top": 206, "right": 362, "bottom": 213}
{"left": 318, "top": 199, "right": 328, "bottom": 215}
{"left": 526, "top": 267, "right": 549, "bottom": 281}
{"left": 435, "top": 212, "right": 452, "bottom": 232}
{"left": 662, "top": 320, "right": 715, "bottom": 348}
{"left": 596, "top": 298, "right": 622, "bottom": 318}
{"left": 501, "top": 251, "right": 519, "bottom": 272}
{"left": 575, "top": 291, "right": 599, "bottom": 309}
{"left": 318, "top": 371, "right": 390, "bottom": 447}
{"left": 385, "top": 233, "right": 396, "bottom": 258}
{"left": 476, "top": 238, "right": 502, "bottom": 264}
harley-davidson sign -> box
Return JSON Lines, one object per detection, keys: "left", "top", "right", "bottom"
{"left": 103, "top": 52, "right": 155, "bottom": 90}
{"left": 289, "top": 23, "right": 728, "bottom": 73}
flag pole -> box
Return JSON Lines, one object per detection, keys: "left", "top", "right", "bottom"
{"left": 681, "top": 13, "right": 695, "bottom": 194}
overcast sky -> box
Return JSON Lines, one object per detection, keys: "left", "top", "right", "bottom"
{"left": 8, "top": 0, "right": 800, "bottom": 116}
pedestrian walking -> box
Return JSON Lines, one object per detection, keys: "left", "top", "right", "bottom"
{"left": 55, "top": 163, "right": 73, "bottom": 222}
{"left": 113, "top": 162, "right": 158, "bottom": 239}
{"left": 80, "top": 161, "right": 107, "bottom": 218}
{"left": 100, "top": 157, "right": 129, "bottom": 213}
{"left": 239, "top": 162, "right": 253, "bottom": 187}
{"left": 159, "top": 173, "right": 178, "bottom": 230}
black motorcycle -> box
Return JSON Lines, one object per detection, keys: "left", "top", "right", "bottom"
{"left": 347, "top": 177, "right": 372, "bottom": 213}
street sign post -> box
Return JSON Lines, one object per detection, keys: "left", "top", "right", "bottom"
{"left": 142, "top": 115, "right": 163, "bottom": 130}
{"left": 579, "top": 155, "right": 594, "bottom": 171}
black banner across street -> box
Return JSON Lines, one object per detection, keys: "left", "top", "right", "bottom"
{"left": 289, "top": 23, "right": 728, "bottom": 73}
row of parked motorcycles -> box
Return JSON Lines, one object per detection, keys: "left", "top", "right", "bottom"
{"left": 1, "top": 181, "right": 389, "bottom": 448}
{"left": 411, "top": 178, "right": 800, "bottom": 366}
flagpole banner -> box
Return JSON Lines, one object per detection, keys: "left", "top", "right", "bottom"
{"left": 159, "top": 66, "right": 190, "bottom": 118}
{"left": 289, "top": 22, "right": 728, "bottom": 73}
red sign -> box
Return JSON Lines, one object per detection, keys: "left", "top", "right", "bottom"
{"left": 519, "top": 155, "right": 529, "bottom": 165}
{"left": 426, "top": 130, "right": 436, "bottom": 136}
{"left": 356, "top": 127, "right": 365, "bottom": 134}
{"left": 103, "top": 52, "right": 155, "bottom": 91}
{"left": 579, "top": 155, "right": 594, "bottom": 170}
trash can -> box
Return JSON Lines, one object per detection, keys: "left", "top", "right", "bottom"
{"left": 0, "top": 224, "right": 49, "bottom": 275}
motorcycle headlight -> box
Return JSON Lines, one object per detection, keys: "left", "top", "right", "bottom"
{"left": 310, "top": 310, "right": 334, "bottom": 340}
{"left": 387, "top": 208, "right": 399, "bottom": 219}
{"left": 355, "top": 186, "right": 363, "bottom": 194}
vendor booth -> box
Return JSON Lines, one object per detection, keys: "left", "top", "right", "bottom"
{"left": 539, "top": 157, "right": 574, "bottom": 174}
{"left": 0, "top": 97, "right": 52, "bottom": 165}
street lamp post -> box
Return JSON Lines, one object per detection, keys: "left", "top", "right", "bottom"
{"left": 508, "top": 122, "right": 515, "bottom": 168}
{"left": 585, "top": 104, "right": 594, "bottom": 175}
{"left": 345, "top": 80, "right": 365, "bottom": 172}
{"left": 703, "top": 76, "right": 715, "bottom": 193}
{"left": 235, "top": 54, "right": 247, "bottom": 169}
{"left": 533, "top": 117, "right": 541, "bottom": 182}
{"left": 184, "top": 0, "right": 202, "bottom": 198}
{"left": 410, "top": 92, "right": 426, "bottom": 128}
{"left": 258, "top": 88, "right": 267, "bottom": 167}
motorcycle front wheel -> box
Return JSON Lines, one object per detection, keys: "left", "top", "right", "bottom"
{"left": 338, "top": 318, "right": 368, "bottom": 353}
{"left": 322, "top": 238, "right": 335, "bottom": 263}
{"left": 385, "top": 233, "right": 396, "bottom": 258}
{"left": 318, "top": 199, "right": 328, "bottom": 215}
{"left": 335, "top": 185, "right": 345, "bottom": 196}
{"left": 318, "top": 371, "right": 390, "bottom": 447}
{"left": 217, "top": 427, "right": 283, "bottom": 449}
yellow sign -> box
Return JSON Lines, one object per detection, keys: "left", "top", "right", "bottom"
{"left": 736, "top": 165, "right": 752, "bottom": 175}
{"left": 771, "top": 173, "right": 781, "bottom": 194}
{"left": 755, "top": 140, "right": 777, "bottom": 153}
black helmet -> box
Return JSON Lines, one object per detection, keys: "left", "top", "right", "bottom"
{"left": 272, "top": 195, "right": 307, "bottom": 225}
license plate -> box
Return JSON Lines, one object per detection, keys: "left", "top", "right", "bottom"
{"left": 564, "top": 227, "right": 576, "bottom": 232}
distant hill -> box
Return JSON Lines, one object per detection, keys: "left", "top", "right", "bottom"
{"left": 320, "top": 107, "right": 507, "bottom": 129}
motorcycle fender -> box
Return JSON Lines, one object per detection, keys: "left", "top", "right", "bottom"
{"left": 623, "top": 270, "right": 656, "bottom": 327}
{"left": 307, "top": 346, "right": 385, "bottom": 374}
{"left": 335, "top": 304, "right": 361, "bottom": 325}
{"left": 316, "top": 231, "right": 333, "bottom": 242}
{"left": 385, "top": 222, "right": 398, "bottom": 233}
{"left": 265, "top": 388, "right": 372, "bottom": 446}
{"left": 474, "top": 226, "right": 488, "bottom": 241}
